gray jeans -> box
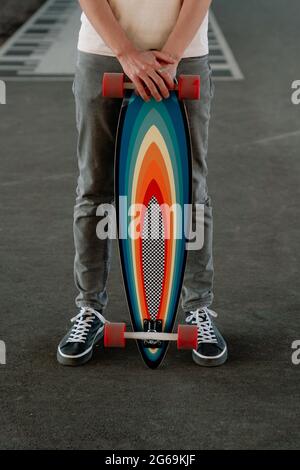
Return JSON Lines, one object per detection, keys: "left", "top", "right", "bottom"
{"left": 73, "top": 51, "right": 215, "bottom": 314}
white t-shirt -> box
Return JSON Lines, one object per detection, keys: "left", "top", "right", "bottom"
{"left": 78, "top": 0, "right": 209, "bottom": 58}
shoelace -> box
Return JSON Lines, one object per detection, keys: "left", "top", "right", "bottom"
{"left": 67, "top": 307, "right": 106, "bottom": 344}
{"left": 186, "top": 307, "right": 218, "bottom": 344}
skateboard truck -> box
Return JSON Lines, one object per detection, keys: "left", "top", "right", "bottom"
{"left": 102, "top": 73, "right": 201, "bottom": 100}
{"left": 104, "top": 322, "right": 198, "bottom": 350}
{"left": 143, "top": 319, "right": 163, "bottom": 348}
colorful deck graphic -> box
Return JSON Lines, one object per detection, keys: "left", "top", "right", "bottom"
{"left": 116, "top": 91, "right": 192, "bottom": 368}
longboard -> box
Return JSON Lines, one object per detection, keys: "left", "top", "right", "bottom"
{"left": 102, "top": 74, "right": 200, "bottom": 368}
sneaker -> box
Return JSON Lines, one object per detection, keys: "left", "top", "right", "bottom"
{"left": 186, "top": 307, "right": 228, "bottom": 367}
{"left": 57, "top": 306, "right": 106, "bottom": 366}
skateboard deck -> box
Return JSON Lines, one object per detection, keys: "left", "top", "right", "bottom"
{"left": 115, "top": 89, "right": 192, "bottom": 368}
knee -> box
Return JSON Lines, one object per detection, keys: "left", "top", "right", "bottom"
{"left": 76, "top": 175, "right": 114, "bottom": 205}
{"left": 193, "top": 181, "right": 211, "bottom": 206}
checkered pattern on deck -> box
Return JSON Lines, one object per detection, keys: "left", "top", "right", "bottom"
{"left": 141, "top": 196, "right": 165, "bottom": 320}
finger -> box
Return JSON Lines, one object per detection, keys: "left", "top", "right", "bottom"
{"left": 140, "top": 73, "right": 162, "bottom": 101}
{"left": 149, "top": 70, "right": 170, "bottom": 99}
{"left": 154, "top": 51, "right": 176, "bottom": 64}
{"left": 157, "top": 70, "right": 175, "bottom": 90}
{"left": 154, "top": 59, "right": 164, "bottom": 69}
{"left": 134, "top": 76, "right": 150, "bottom": 102}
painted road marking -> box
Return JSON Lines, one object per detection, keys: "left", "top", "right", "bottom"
{"left": 0, "top": 0, "right": 79, "bottom": 80}
{"left": 0, "top": 0, "right": 243, "bottom": 81}
{"left": 209, "top": 12, "right": 244, "bottom": 80}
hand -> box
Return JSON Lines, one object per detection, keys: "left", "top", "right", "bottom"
{"left": 156, "top": 61, "right": 179, "bottom": 87}
{"left": 117, "top": 49, "right": 176, "bottom": 101}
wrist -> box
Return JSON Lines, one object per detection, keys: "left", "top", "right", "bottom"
{"left": 115, "top": 43, "right": 137, "bottom": 61}
{"left": 161, "top": 48, "right": 182, "bottom": 63}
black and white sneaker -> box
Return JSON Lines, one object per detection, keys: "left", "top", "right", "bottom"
{"left": 186, "top": 307, "right": 228, "bottom": 367}
{"left": 57, "top": 306, "right": 106, "bottom": 366}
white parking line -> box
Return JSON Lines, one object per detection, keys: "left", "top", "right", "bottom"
{"left": 0, "top": 0, "right": 243, "bottom": 81}
{"left": 0, "top": 0, "right": 79, "bottom": 80}
{"left": 209, "top": 12, "right": 244, "bottom": 80}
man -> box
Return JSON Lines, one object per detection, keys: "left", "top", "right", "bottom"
{"left": 57, "top": 0, "right": 227, "bottom": 367}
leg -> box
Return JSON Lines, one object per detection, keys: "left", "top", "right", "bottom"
{"left": 178, "top": 59, "right": 227, "bottom": 366}
{"left": 73, "top": 52, "right": 123, "bottom": 311}
{"left": 178, "top": 56, "right": 215, "bottom": 312}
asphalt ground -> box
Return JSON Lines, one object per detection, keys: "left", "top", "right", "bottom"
{"left": 0, "top": 0, "right": 46, "bottom": 45}
{"left": 0, "top": 0, "right": 300, "bottom": 450}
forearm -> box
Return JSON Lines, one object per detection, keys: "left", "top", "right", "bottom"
{"left": 162, "top": 0, "right": 212, "bottom": 60}
{"left": 79, "top": 0, "right": 135, "bottom": 57}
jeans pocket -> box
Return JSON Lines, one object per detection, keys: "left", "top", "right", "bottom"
{"left": 72, "top": 66, "right": 78, "bottom": 97}
{"left": 208, "top": 63, "right": 215, "bottom": 99}
{"left": 72, "top": 77, "right": 76, "bottom": 96}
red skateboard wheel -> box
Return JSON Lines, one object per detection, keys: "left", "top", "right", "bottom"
{"left": 104, "top": 322, "right": 126, "bottom": 348}
{"left": 177, "top": 325, "right": 198, "bottom": 350}
{"left": 102, "top": 73, "right": 125, "bottom": 98}
{"left": 178, "top": 75, "right": 200, "bottom": 100}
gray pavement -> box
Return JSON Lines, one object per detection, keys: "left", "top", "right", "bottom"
{"left": 0, "top": 0, "right": 46, "bottom": 45}
{"left": 0, "top": 0, "right": 300, "bottom": 450}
